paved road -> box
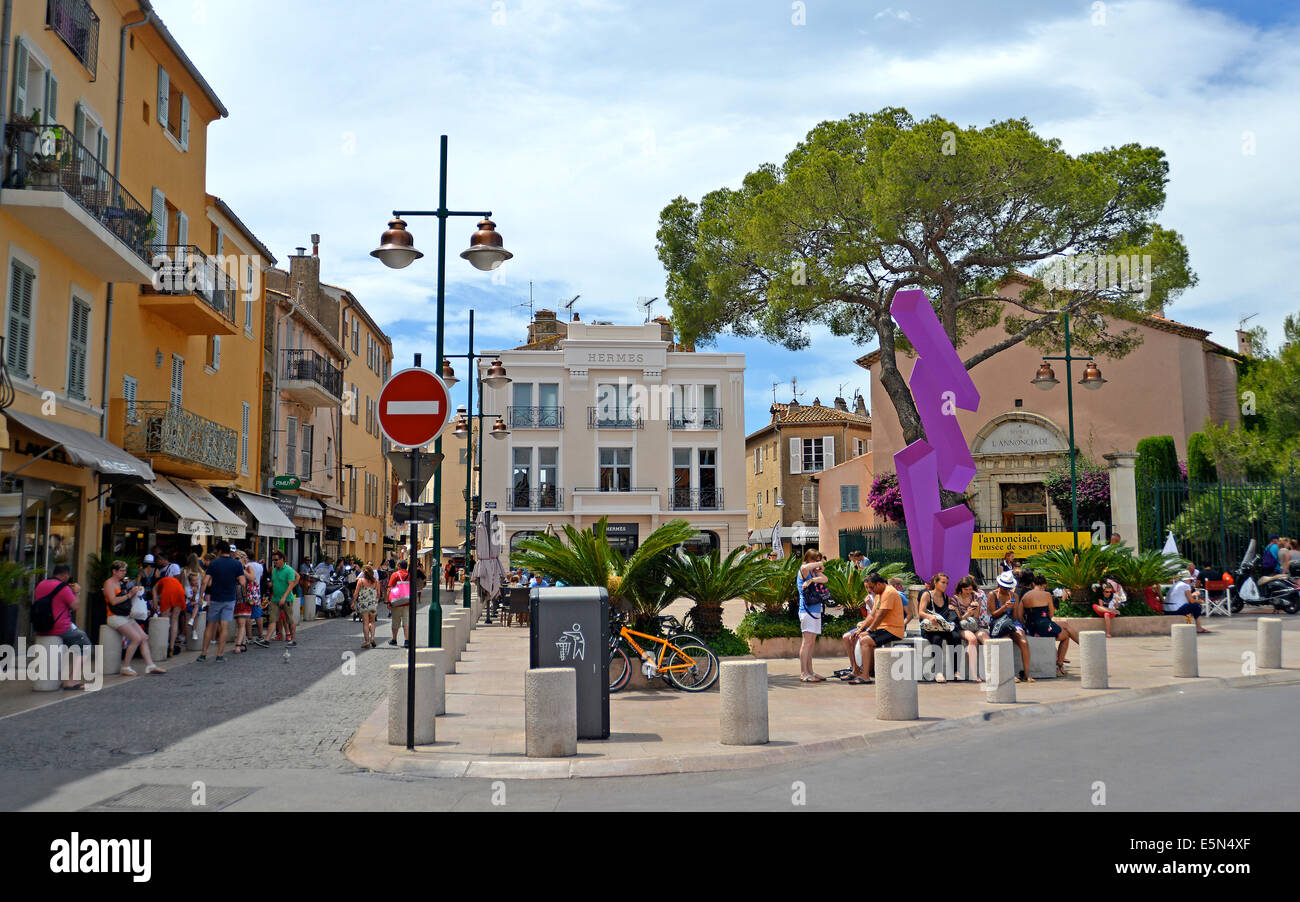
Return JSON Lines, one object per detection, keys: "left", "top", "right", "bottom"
{"left": 5, "top": 632, "right": 1297, "bottom": 811}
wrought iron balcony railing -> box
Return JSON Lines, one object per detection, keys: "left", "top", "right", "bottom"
{"left": 573, "top": 485, "right": 658, "bottom": 494}
{"left": 47, "top": 0, "right": 100, "bottom": 78}
{"left": 3, "top": 121, "right": 151, "bottom": 261}
{"left": 509, "top": 486, "right": 563, "bottom": 511}
{"left": 669, "top": 407, "right": 724, "bottom": 429}
{"left": 587, "top": 407, "right": 643, "bottom": 429}
{"left": 508, "top": 406, "right": 563, "bottom": 429}
{"left": 147, "top": 245, "right": 238, "bottom": 324}
{"left": 121, "top": 400, "right": 238, "bottom": 475}
{"left": 283, "top": 349, "right": 343, "bottom": 400}
{"left": 671, "top": 487, "right": 724, "bottom": 511}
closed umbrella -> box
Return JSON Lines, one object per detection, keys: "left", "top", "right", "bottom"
{"left": 472, "top": 508, "right": 506, "bottom": 604}
{"left": 770, "top": 520, "right": 783, "bottom": 559}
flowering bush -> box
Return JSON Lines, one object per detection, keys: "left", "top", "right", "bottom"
{"left": 868, "top": 472, "right": 905, "bottom": 523}
{"left": 1043, "top": 464, "right": 1111, "bottom": 527}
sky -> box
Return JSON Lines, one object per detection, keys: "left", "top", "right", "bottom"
{"left": 153, "top": 0, "right": 1300, "bottom": 436}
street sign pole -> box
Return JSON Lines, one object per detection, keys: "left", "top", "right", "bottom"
{"left": 406, "top": 354, "right": 420, "bottom": 751}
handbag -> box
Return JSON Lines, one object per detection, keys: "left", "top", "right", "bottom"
{"left": 958, "top": 616, "right": 981, "bottom": 632}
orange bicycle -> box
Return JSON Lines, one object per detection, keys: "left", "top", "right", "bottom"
{"left": 608, "top": 611, "right": 718, "bottom": 692}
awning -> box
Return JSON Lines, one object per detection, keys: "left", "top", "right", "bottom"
{"left": 749, "top": 528, "right": 773, "bottom": 543}
{"left": 141, "top": 476, "right": 215, "bottom": 537}
{"left": 322, "top": 499, "right": 349, "bottom": 521}
{"left": 790, "top": 526, "right": 820, "bottom": 544}
{"left": 5, "top": 410, "right": 153, "bottom": 482}
{"left": 233, "top": 491, "right": 296, "bottom": 540}
{"left": 172, "top": 479, "right": 246, "bottom": 540}
{"left": 294, "top": 497, "right": 324, "bottom": 526}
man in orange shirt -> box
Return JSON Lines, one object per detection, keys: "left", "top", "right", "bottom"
{"left": 153, "top": 569, "right": 188, "bottom": 658}
{"left": 853, "top": 572, "right": 906, "bottom": 683}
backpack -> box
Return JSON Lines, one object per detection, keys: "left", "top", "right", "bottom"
{"left": 1262, "top": 545, "right": 1279, "bottom": 572}
{"left": 31, "top": 581, "right": 67, "bottom": 634}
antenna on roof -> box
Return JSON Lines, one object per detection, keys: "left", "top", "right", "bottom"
{"left": 517, "top": 281, "right": 536, "bottom": 322}
{"left": 563, "top": 295, "right": 580, "bottom": 322}
{"left": 790, "top": 376, "right": 805, "bottom": 402}
{"left": 771, "top": 380, "right": 785, "bottom": 404}
{"left": 1239, "top": 312, "right": 1259, "bottom": 330}
{"left": 639, "top": 296, "right": 659, "bottom": 322}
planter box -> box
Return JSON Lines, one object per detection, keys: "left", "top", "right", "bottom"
{"left": 747, "top": 636, "right": 846, "bottom": 658}
{"left": 1058, "top": 615, "right": 1187, "bottom": 637}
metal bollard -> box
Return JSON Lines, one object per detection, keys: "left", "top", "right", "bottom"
{"left": 1172, "top": 623, "right": 1198, "bottom": 677}
{"left": 1257, "top": 618, "right": 1282, "bottom": 670}
{"left": 720, "top": 660, "right": 768, "bottom": 745}
{"left": 525, "top": 667, "right": 577, "bottom": 757}
{"left": 983, "top": 639, "right": 1016, "bottom": 703}
{"left": 875, "top": 645, "right": 919, "bottom": 720}
{"left": 1080, "top": 630, "right": 1109, "bottom": 689}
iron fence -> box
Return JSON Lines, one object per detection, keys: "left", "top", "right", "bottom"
{"left": 509, "top": 485, "right": 563, "bottom": 511}
{"left": 283, "top": 349, "right": 343, "bottom": 400}
{"left": 147, "top": 244, "right": 237, "bottom": 323}
{"left": 668, "top": 408, "right": 724, "bottom": 429}
{"left": 508, "top": 406, "right": 563, "bottom": 428}
{"left": 1139, "top": 477, "right": 1300, "bottom": 572}
{"left": 120, "top": 400, "right": 238, "bottom": 475}
{"left": 670, "top": 487, "right": 723, "bottom": 510}
{"left": 47, "top": 0, "right": 100, "bottom": 78}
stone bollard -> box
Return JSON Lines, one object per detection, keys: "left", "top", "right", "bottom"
{"left": 300, "top": 595, "right": 312, "bottom": 622}
{"left": 387, "top": 662, "right": 437, "bottom": 746}
{"left": 1172, "top": 623, "right": 1198, "bottom": 677}
{"left": 984, "top": 639, "right": 1016, "bottom": 703}
{"left": 412, "top": 648, "right": 448, "bottom": 715}
{"left": 874, "top": 646, "right": 919, "bottom": 720}
{"left": 187, "top": 609, "right": 207, "bottom": 651}
{"left": 1257, "top": 618, "right": 1283, "bottom": 670}
{"left": 449, "top": 612, "right": 471, "bottom": 651}
{"left": 1080, "top": 631, "right": 1108, "bottom": 689}
{"left": 720, "top": 660, "right": 768, "bottom": 745}
{"left": 525, "top": 667, "right": 577, "bottom": 758}
{"left": 147, "top": 617, "right": 169, "bottom": 664}
{"left": 442, "top": 616, "right": 465, "bottom": 661}
{"left": 99, "top": 625, "right": 122, "bottom": 676}
{"left": 32, "top": 636, "right": 63, "bottom": 691}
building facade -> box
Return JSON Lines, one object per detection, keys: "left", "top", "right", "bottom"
{"left": 744, "top": 397, "right": 872, "bottom": 554}
{"left": 478, "top": 313, "right": 749, "bottom": 560}
{"left": 337, "top": 285, "right": 392, "bottom": 566}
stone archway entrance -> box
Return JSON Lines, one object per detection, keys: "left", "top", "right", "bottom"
{"left": 969, "top": 412, "right": 1071, "bottom": 528}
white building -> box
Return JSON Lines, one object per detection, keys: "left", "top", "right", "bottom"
{"left": 479, "top": 312, "right": 748, "bottom": 559}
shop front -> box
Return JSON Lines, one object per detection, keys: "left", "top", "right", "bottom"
{"left": 292, "top": 496, "right": 325, "bottom": 567}
{"left": 226, "top": 490, "right": 297, "bottom": 562}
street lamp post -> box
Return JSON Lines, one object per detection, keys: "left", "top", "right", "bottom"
{"left": 372, "top": 135, "right": 512, "bottom": 648}
{"left": 1030, "top": 311, "right": 1108, "bottom": 551}
{"left": 445, "top": 309, "right": 512, "bottom": 613}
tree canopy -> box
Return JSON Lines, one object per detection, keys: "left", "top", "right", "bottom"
{"left": 657, "top": 108, "right": 1197, "bottom": 454}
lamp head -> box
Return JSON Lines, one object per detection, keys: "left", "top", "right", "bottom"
{"left": 482, "top": 358, "right": 511, "bottom": 389}
{"left": 1031, "top": 361, "right": 1059, "bottom": 391}
{"left": 371, "top": 218, "right": 423, "bottom": 269}
{"left": 489, "top": 415, "right": 510, "bottom": 440}
{"left": 460, "top": 218, "right": 513, "bottom": 272}
{"left": 1079, "top": 361, "right": 1108, "bottom": 390}
{"left": 441, "top": 359, "right": 458, "bottom": 388}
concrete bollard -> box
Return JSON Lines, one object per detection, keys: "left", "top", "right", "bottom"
{"left": 874, "top": 646, "right": 919, "bottom": 721}
{"left": 412, "top": 648, "right": 448, "bottom": 715}
{"left": 1080, "top": 631, "right": 1108, "bottom": 689}
{"left": 984, "top": 639, "right": 1016, "bottom": 703}
{"left": 449, "top": 612, "right": 470, "bottom": 651}
{"left": 1172, "top": 623, "right": 1198, "bottom": 677}
{"left": 186, "top": 610, "right": 207, "bottom": 651}
{"left": 99, "top": 625, "right": 122, "bottom": 676}
{"left": 147, "top": 617, "right": 169, "bottom": 664}
{"left": 1257, "top": 618, "right": 1283, "bottom": 670}
{"left": 32, "top": 636, "right": 63, "bottom": 691}
{"left": 525, "top": 667, "right": 577, "bottom": 757}
{"left": 720, "top": 660, "right": 768, "bottom": 745}
{"left": 387, "top": 662, "right": 437, "bottom": 746}
{"left": 442, "top": 616, "right": 465, "bottom": 661}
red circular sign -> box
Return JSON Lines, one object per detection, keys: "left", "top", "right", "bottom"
{"left": 377, "top": 367, "right": 452, "bottom": 448}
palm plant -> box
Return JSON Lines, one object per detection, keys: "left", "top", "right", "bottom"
{"left": 826, "top": 560, "right": 916, "bottom": 613}
{"left": 1105, "top": 549, "right": 1189, "bottom": 599}
{"left": 1022, "top": 543, "right": 1121, "bottom": 607}
{"left": 665, "top": 546, "right": 770, "bottom": 640}
{"left": 511, "top": 517, "right": 697, "bottom": 632}
{"left": 744, "top": 556, "right": 800, "bottom": 616}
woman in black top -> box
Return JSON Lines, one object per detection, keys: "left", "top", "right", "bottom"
{"left": 918, "top": 572, "right": 961, "bottom": 682}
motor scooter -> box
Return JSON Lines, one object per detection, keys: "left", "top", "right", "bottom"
{"left": 1231, "top": 539, "right": 1300, "bottom": 615}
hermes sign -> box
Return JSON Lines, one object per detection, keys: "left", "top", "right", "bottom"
{"left": 584, "top": 351, "right": 646, "bottom": 365}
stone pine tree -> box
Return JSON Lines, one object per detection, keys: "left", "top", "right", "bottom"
{"left": 657, "top": 108, "right": 1197, "bottom": 503}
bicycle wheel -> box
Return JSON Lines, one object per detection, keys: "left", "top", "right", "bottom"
{"left": 663, "top": 637, "right": 718, "bottom": 692}
{"left": 608, "top": 645, "right": 632, "bottom": 692}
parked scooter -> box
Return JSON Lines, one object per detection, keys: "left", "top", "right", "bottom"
{"left": 1230, "top": 540, "right": 1300, "bottom": 614}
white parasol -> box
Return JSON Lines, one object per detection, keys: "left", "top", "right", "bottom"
{"left": 471, "top": 507, "right": 506, "bottom": 603}
{"left": 770, "top": 520, "right": 783, "bottom": 559}
{"left": 1162, "top": 531, "right": 1180, "bottom": 557}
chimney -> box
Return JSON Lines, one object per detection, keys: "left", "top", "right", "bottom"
{"left": 788, "top": 397, "right": 800, "bottom": 412}
{"left": 311, "top": 233, "right": 320, "bottom": 257}
{"left": 652, "top": 315, "right": 674, "bottom": 345}
{"left": 812, "top": 397, "right": 821, "bottom": 408}
{"left": 288, "top": 243, "right": 323, "bottom": 328}
{"left": 1236, "top": 329, "right": 1254, "bottom": 357}
{"left": 834, "top": 396, "right": 848, "bottom": 412}
{"left": 855, "top": 395, "right": 868, "bottom": 417}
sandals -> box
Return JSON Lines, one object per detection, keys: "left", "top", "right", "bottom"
{"left": 120, "top": 666, "right": 138, "bottom": 677}
{"left": 1056, "top": 663, "right": 1067, "bottom": 677}
{"left": 845, "top": 676, "right": 872, "bottom": 685}
{"left": 800, "top": 674, "right": 827, "bottom": 682}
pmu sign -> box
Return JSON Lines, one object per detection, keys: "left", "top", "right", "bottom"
{"left": 377, "top": 367, "right": 452, "bottom": 448}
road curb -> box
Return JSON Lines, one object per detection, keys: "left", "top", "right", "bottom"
{"left": 344, "top": 667, "right": 1300, "bottom": 780}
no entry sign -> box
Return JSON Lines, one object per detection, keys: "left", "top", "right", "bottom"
{"left": 377, "top": 367, "right": 452, "bottom": 448}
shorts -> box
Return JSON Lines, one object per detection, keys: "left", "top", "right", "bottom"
{"left": 798, "top": 610, "right": 822, "bottom": 635}
{"left": 866, "top": 629, "right": 902, "bottom": 647}
{"left": 390, "top": 604, "right": 410, "bottom": 631}
{"left": 250, "top": 604, "right": 263, "bottom": 620}
{"left": 57, "top": 626, "right": 92, "bottom": 654}
{"left": 107, "top": 614, "right": 133, "bottom": 630}
{"left": 1092, "top": 604, "right": 1117, "bottom": 619}
{"left": 266, "top": 599, "right": 291, "bottom": 626}
{"left": 1168, "top": 602, "right": 1202, "bottom": 618}
{"left": 843, "top": 627, "right": 861, "bottom": 642}
{"left": 1024, "top": 609, "right": 1062, "bottom": 638}
{"left": 208, "top": 600, "right": 236, "bottom": 623}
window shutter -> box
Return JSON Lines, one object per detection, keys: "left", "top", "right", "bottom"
{"left": 212, "top": 335, "right": 221, "bottom": 370}
{"left": 12, "top": 39, "right": 28, "bottom": 116}
{"left": 123, "top": 375, "right": 138, "bottom": 422}
{"left": 824, "top": 436, "right": 835, "bottom": 469}
{"left": 150, "top": 189, "right": 167, "bottom": 252}
{"left": 67, "top": 298, "right": 91, "bottom": 400}
{"left": 44, "top": 72, "right": 57, "bottom": 124}
{"left": 241, "top": 402, "right": 250, "bottom": 475}
{"left": 157, "top": 66, "right": 169, "bottom": 127}
{"left": 179, "top": 94, "right": 191, "bottom": 149}
{"left": 286, "top": 416, "right": 297, "bottom": 476}
{"left": 170, "top": 355, "right": 184, "bottom": 408}
{"left": 789, "top": 437, "right": 802, "bottom": 474}
{"left": 214, "top": 227, "right": 223, "bottom": 257}
{"left": 177, "top": 211, "right": 189, "bottom": 249}
{"left": 6, "top": 261, "right": 34, "bottom": 379}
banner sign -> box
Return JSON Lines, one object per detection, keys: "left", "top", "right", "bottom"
{"left": 972, "top": 532, "right": 1093, "bottom": 559}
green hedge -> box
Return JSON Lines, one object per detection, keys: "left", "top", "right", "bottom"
{"left": 734, "top": 610, "right": 863, "bottom": 641}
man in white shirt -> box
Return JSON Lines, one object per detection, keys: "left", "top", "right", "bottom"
{"left": 1163, "top": 569, "right": 1210, "bottom": 633}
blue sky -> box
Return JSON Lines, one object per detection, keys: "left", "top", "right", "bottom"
{"left": 154, "top": 0, "right": 1300, "bottom": 435}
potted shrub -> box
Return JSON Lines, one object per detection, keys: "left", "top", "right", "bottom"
{"left": 665, "top": 546, "right": 769, "bottom": 641}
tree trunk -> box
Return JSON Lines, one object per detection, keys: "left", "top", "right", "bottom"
{"left": 689, "top": 602, "right": 724, "bottom": 641}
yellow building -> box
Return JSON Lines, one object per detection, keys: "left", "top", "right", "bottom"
{"left": 336, "top": 286, "right": 393, "bottom": 566}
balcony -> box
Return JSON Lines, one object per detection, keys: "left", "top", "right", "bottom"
{"left": 1, "top": 122, "right": 155, "bottom": 282}
{"left": 587, "top": 407, "right": 643, "bottom": 429}
{"left": 47, "top": 0, "right": 100, "bottom": 79}
{"left": 282, "top": 349, "right": 343, "bottom": 408}
{"left": 509, "top": 406, "right": 563, "bottom": 429}
{"left": 669, "top": 408, "right": 724, "bottom": 430}
{"left": 115, "top": 400, "right": 237, "bottom": 480}
{"left": 509, "top": 486, "right": 564, "bottom": 512}
{"left": 671, "top": 487, "right": 724, "bottom": 511}
{"left": 139, "top": 245, "right": 238, "bottom": 335}
{"left": 573, "top": 486, "right": 658, "bottom": 494}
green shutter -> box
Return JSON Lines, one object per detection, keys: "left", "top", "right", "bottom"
{"left": 6, "top": 261, "right": 35, "bottom": 379}
{"left": 12, "top": 39, "right": 28, "bottom": 116}
{"left": 67, "top": 297, "right": 91, "bottom": 400}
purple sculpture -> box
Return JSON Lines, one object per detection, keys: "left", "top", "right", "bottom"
{"left": 891, "top": 289, "right": 981, "bottom": 583}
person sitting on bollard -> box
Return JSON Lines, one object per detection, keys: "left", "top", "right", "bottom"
{"left": 1164, "top": 569, "right": 1211, "bottom": 633}
{"left": 34, "top": 565, "right": 92, "bottom": 690}
{"left": 103, "top": 561, "right": 165, "bottom": 677}
{"left": 1023, "top": 572, "right": 1079, "bottom": 677}
{"left": 838, "top": 580, "right": 875, "bottom": 681}
{"left": 954, "top": 576, "right": 989, "bottom": 683}
{"left": 917, "top": 572, "right": 961, "bottom": 682}
{"left": 1091, "top": 580, "right": 1125, "bottom": 637}
{"left": 853, "top": 572, "right": 906, "bottom": 684}
{"left": 796, "top": 549, "right": 830, "bottom": 683}
{"left": 989, "top": 571, "right": 1032, "bottom": 683}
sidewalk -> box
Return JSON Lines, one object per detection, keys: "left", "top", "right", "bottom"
{"left": 344, "top": 609, "right": 1300, "bottom": 779}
